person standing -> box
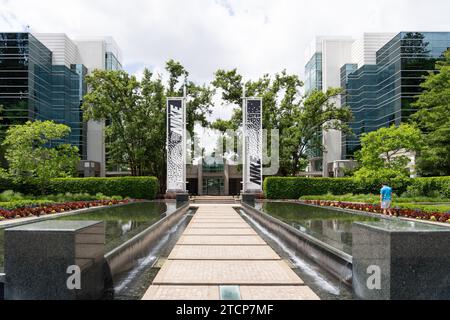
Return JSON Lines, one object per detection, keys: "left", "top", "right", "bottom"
{"left": 380, "top": 183, "right": 393, "bottom": 216}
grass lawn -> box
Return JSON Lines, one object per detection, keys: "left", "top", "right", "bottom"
{"left": 299, "top": 194, "right": 450, "bottom": 213}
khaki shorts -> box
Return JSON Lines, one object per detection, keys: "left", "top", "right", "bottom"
{"left": 381, "top": 200, "right": 391, "bottom": 209}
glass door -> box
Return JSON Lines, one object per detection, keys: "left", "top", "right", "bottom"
{"left": 203, "top": 178, "right": 224, "bottom": 195}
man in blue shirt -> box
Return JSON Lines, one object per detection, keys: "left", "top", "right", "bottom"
{"left": 380, "top": 183, "right": 393, "bottom": 216}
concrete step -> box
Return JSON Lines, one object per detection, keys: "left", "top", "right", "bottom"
{"left": 192, "top": 196, "right": 238, "bottom": 204}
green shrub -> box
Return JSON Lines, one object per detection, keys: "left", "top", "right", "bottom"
{"left": 0, "top": 200, "right": 55, "bottom": 210}
{"left": 263, "top": 176, "right": 450, "bottom": 199}
{"left": 0, "top": 178, "right": 39, "bottom": 195}
{"left": 47, "top": 177, "right": 159, "bottom": 200}
{"left": 405, "top": 177, "right": 450, "bottom": 198}
{"left": 300, "top": 193, "right": 450, "bottom": 203}
{"left": 0, "top": 177, "right": 158, "bottom": 200}
{"left": 264, "top": 177, "right": 366, "bottom": 199}
{"left": 395, "top": 203, "right": 450, "bottom": 213}
{"left": 39, "top": 192, "right": 124, "bottom": 202}
{"left": 0, "top": 190, "right": 25, "bottom": 202}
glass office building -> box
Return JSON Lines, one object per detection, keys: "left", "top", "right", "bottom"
{"left": 341, "top": 32, "right": 450, "bottom": 158}
{"left": 304, "top": 52, "right": 323, "bottom": 94}
{"left": 49, "top": 64, "right": 87, "bottom": 159}
{"left": 0, "top": 33, "right": 87, "bottom": 158}
{"left": 304, "top": 52, "right": 324, "bottom": 170}
{"left": 105, "top": 51, "right": 122, "bottom": 71}
{"left": 0, "top": 33, "right": 52, "bottom": 127}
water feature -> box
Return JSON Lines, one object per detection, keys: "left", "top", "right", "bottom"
{"left": 57, "top": 202, "right": 176, "bottom": 252}
{"left": 0, "top": 202, "right": 177, "bottom": 272}
{"left": 113, "top": 209, "right": 195, "bottom": 299}
{"left": 255, "top": 202, "right": 379, "bottom": 255}
{"left": 239, "top": 209, "right": 351, "bottom": 300}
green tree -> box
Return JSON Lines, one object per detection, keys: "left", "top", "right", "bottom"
{"left": 210, "top": 119, "right": 236, "bottom": 133}
{"left": 354, "top": 124, "right": 423, "bottom": 181}
{"left": 140, "top": 68, "right": 168, "bottom": 186}
{"left": 165, "top": 60, "right": 214, "bottom": 134}
{"left": 82, "top": 69, "right": 144, "bottom": 175}
{"left": 82, "top": 61, "right": 213, "bottom": 188}
{"left": 212, "top": 69, "right": 353, "bottom": 175}
{"left": 412, "top": 49, "right": 450, "bottom": 176}
{"left": 2, "top": 120, "right": 80, "bottom": 192}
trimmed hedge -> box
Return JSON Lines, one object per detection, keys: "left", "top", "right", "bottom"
{"left": 0, "top": 178, "right": 38, "bottom": 195}
{"left": 405, "top": 176, "right": 450, "bottom": 198}
{"left": 264, "top": 177, "right": 367, "bottom": 199}
{"left": 263, "top": 176, "right": 450, "bottom": 199}
{"left": 0, "top": 177, "right": 159, "bottom": 200}
{"left": 48, "top": 177, "right": 159, "bottom": 200}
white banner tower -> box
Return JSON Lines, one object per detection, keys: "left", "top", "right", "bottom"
{"left": 166, "top": 96, "right": 188, "bottom": 201}
{"left": 242, "top": 92, "right": 263, "bottom": 202}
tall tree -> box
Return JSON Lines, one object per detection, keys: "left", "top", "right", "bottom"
{"left": 212, "top": 69, "right": 353, "bottom": 175}
{"left": 412, "top": 49, "right": 450, "bottom": 176}
{"left": 353, "top": 124, "right": 423, "bottom": 181}
{"left": 140, "top": 68, "right": 168, "bottom": 187}
{"left": 2, "top": 121, "right": 80, "bottom": 192}
{"left": 165, "top": 60, "right": 214, "bottom": 134}
{"left": 82, "top": 61, "right": 213, "bottom": 189}
{"left": 82, "top": 70, "right": 144, "bottom": 175}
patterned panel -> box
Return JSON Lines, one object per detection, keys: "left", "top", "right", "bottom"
{"left": 167, "top": 99, "right": 186, "bottom": 192}
{"left": 244, "top": 99, "right": 263, "bottom": 192}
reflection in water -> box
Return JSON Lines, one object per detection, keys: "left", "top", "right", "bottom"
{"left": 57, "top": 202, "right": 173, "bottom": 252}
{"left": 256, "top": 202, "right": 379, "bottom": 254}
{"left": 240, "top": 210, "right": 341, "bottom": 296}
{"left": 121, "top": 220, "right": 133, "bottom": 234}
{"left": 0, "top": 202, "right": 173, "bottom": 271}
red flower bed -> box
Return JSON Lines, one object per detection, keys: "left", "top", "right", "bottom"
{"left": 302, "top": 200, "right": 450, "bottom": 224}
{"left": 0, "top": 199, "right": 137, "bottom": 220}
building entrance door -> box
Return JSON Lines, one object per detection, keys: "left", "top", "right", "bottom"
{"left": 203, "top": 178, "right": 224, "bottom": 196}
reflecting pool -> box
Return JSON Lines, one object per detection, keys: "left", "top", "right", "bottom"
{"left": 57, "top": 202, "right": 176, "bottom": 252}
{"left": 255, "top": 202, "right": 379, "bottom": 254}
{"left": 0, "top": 202, "right": 176, "bottom": 272}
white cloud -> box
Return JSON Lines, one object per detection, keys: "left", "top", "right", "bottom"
{"left": 1, "top": 0, "right": 450, "bottom": 89}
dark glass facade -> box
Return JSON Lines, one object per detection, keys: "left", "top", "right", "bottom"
{"left": 0, "top": 33, "right": 87, "bottom": 159}
{"left": 0, "top": 33, "right": 52, "bottom": 128}
{"left": 304, "top": 52, "right": 324, "bottom": 168}
{"left": 304, "top": 52, "right": 322, "bottom": 94}
{"left": 341, "top": 32, "right": 450, "bottom": 158}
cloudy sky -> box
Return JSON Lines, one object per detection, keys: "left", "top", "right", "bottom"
{"left": 1, "top": 0, "right": 450, "bottom": 119}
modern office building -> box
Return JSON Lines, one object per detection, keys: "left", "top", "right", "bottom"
{"left": 36, "top": 34, "right": 122, "bottom": 177}
{"left": 304, "top": 36, "right": 355, "bottom": 176}
{"left": 0, "top": 32, "right": 122, "bottom": 176}
{"left": 0, "top": 33, "right": 86, "bottom": 157}
{"left": 304, "top": 33, "right": 407, "bottom": 176}
{"left": 341, "top": 32, "right": 450, "bottom": 159}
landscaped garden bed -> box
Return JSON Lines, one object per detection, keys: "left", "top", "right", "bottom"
{"left": 0, "top": 198, "right": 136, "bottom": 221}
{"left": 0, "top": 176, "right": 159, "bottom": 221}
{"left": 301, "top": 199, "right": 450, "bottom": 223}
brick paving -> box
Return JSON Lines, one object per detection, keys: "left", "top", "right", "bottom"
{"left": 168, "top": 245, "right": 280, "bottom": 260}
{"left": 142, "top": 204, "right": 320, "bottom": 300}
{"left": 183, "top": 228, "right": 257, "bottom": 235}
{"left": 177, "top": 235, "right": 266, "bottom": 245}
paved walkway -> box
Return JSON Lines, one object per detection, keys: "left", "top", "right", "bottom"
{"left": 142, "top": 204, "right": 319, "bottom": 300}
